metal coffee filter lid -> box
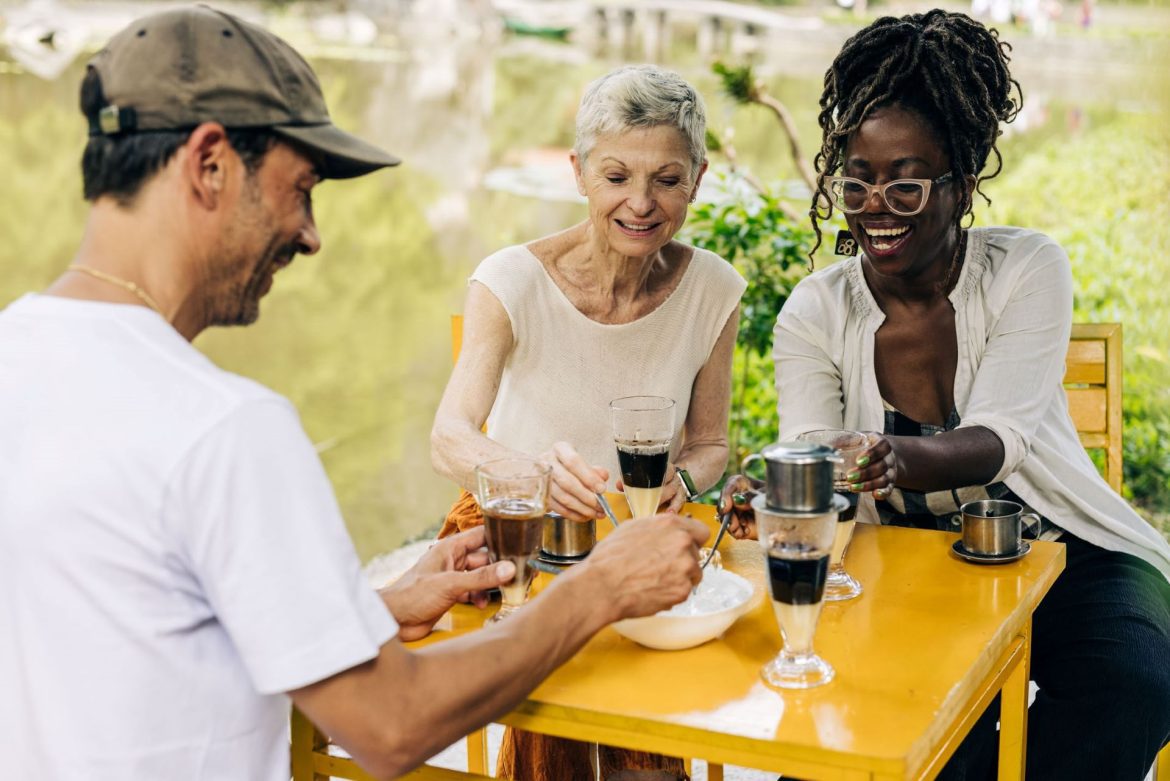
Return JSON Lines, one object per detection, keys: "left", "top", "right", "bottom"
{"left": 760, "top": 441, "right": 840, "bottom": 465}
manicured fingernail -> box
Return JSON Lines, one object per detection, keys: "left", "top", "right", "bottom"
{"left": 856, "top": 455, "right": 870, "bottom": 467}
{"left": 846, "top": 471, "right": 860, "bottom": 482}
{"left": 851, "top": 483, "right": 863, "bottom": 491}
{"left": 732, "top": 493, "right": 746, "bottom": 504}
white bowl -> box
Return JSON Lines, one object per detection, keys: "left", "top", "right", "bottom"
{"left": 611, "top": 569, "right": 757, "bottom": 651}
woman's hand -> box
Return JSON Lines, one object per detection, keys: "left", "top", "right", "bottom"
{"left": 655, "top": 464, "right": 686, "bottom": 513}
{"left": 539, "top": 441, "right": 609, "bottom": 521}
{"left": 846, "top": 433, "right": 899, "bottom": 500}
{"left": 718, "top": 474, "right": 763, "bottom": 540}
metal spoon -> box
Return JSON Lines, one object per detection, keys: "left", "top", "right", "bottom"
{"left": 595, "top": 492, "right": 621, "bottom": 529}
{"left": 702, "top": 492, "right": 744, "bottom": 570}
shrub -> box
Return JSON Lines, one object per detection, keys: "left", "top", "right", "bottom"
{"left": 682, "top": 175, "right": 816, "bottom": 474}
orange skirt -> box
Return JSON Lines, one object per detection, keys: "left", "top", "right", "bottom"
{"left": 440, "top": 491, "right": 687, "bottom": 780}
{"left": 438, "top": 489, "right": 483, "bottom": 538}
{"left": 497, "top": 727, "right": 687, "bottom": 780}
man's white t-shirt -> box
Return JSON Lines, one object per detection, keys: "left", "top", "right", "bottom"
{"left": 0, "top": 295, "right": 399, "bottom": 779}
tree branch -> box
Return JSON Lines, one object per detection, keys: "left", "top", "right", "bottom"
{"left": 754, "top": 90, "right": 817, "bottom": 192}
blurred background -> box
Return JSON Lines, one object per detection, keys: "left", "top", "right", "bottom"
{"left": 2, "top": 0, "right": 1167, "bottom": 561}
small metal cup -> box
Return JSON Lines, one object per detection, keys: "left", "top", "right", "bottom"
{"left": 541, "top": 512, "right": 595, "bottom": 559}
{"left": 959, "top": 500, "right": 1040, "bottom": 556}
{"left": 742, "top": 442, "right": 840, "bottom": 513}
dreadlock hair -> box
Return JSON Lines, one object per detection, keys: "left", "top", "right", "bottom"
{"left": 808, "top": 9, "right": 1022, "bottom": 259}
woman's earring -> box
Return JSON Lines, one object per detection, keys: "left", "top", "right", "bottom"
{"left": 835, "top": 230, "right": 858, "bottom": 256}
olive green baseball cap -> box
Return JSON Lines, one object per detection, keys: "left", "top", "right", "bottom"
{"left": 85, "top": 5, "right": 400, "bottom": 179}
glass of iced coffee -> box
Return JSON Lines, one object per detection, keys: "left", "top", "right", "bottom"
{"left": 474, "top": 457, "right": 552, "bottom": 623}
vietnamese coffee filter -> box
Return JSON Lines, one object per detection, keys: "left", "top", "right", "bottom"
{"left": 757, "top": 441, "right": 839, "bottom": 512}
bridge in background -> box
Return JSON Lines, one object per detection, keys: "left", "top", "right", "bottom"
{"left": 493, "top": 0, "right": 838, "bottom": 59}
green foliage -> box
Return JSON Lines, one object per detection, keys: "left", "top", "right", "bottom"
{"left": 682, "top": 174, "right": 815, "bottom": 468}
{"left": 712, "top": 62, "right": 757, "bottom": 105}
{"left": 1121, "top": 395, "right": 1170, "bottom": 514}
{"left": 0, "top": 74, "right": 88, "bottom": 293}
{"left": 686, "top": 182, "right": 814, "bottom": 357}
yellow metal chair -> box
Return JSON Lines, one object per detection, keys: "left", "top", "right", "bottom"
{"left": 291, "top": 708, "right": 493, "bottom": 780}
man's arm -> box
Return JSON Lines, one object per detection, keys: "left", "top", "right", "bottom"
{"left": 290, "top": 513, "right": 709, "bottom": 780}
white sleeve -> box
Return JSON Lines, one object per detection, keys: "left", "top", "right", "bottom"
{"left": 163, "top": 399, "right": 398, "bottom": 695}
{"left": 958, "top": 238, "right": 1074, "bottom": 482}
{"left": 773, "top": 282, "right": 847, "bottom": 440}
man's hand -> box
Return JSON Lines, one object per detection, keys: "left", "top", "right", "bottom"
{"left": 718, "top": 474, "right": 763, "bottom": 540}
{"left": 580, "top": 513, "right": 709, "bottom": 622}
{"left": 379, "top": 527, "right": 515, "bottom": 642}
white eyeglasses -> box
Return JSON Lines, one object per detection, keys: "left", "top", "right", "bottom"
{"left": 826, "top": 173, "right": 954, "bottom": 217}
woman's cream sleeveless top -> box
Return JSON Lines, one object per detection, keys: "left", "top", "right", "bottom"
{"left": 470, "top": 244, "right": 745, "bottom": 487}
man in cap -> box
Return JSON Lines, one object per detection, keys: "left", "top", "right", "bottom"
{"left": 0, "top": 7, "right": 708, "bottom": 779}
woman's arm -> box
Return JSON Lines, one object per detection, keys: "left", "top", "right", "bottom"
{"left": 659, "top": 307, "right": 740, "bottom": 511}
{"left": 430, "top": 281, "right": 517, "bottom": 490}
{"left": 849, "top": 427, "right": 1005, "bottom": 494}
{"left": 430, "top": 282, "right": 608, "bottom": 520}
{"left": 952, "top": 238, "right": 1074, "bottom": 480}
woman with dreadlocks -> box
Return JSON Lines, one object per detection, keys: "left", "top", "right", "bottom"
{"left": 722, "top": 9, "right": 1170, "bottom": 779}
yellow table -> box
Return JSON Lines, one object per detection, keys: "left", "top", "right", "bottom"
{"left": 294, "top": 499, "right": 1065, "bottom": 780}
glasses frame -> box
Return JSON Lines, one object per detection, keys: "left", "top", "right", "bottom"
{"left": 826, "top": 172, "right": 954, "bottom": 217}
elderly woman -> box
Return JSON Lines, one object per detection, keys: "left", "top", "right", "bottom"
{"left": 722, "top": 11, "right": 1170, "bottom": 780}
{"left": 431, "top": 65, "right": 744, "bottom": 780}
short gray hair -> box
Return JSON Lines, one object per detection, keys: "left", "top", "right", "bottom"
{"left": 574, "top": 65, "right": 707, "bottom": 178}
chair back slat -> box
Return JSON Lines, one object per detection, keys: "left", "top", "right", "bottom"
{"left": 1064, "top": 340, "right": 1107, "bottom": 383}
{"left": 1066, "top": 387, "right": 1108, "bottom": 433}
{"left": 1063, "top": 323, "right": 1122, "bottom": 492}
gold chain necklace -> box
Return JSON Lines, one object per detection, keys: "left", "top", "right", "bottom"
{"left": 66, "top": 264, "right": 164, "bottom": 316}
